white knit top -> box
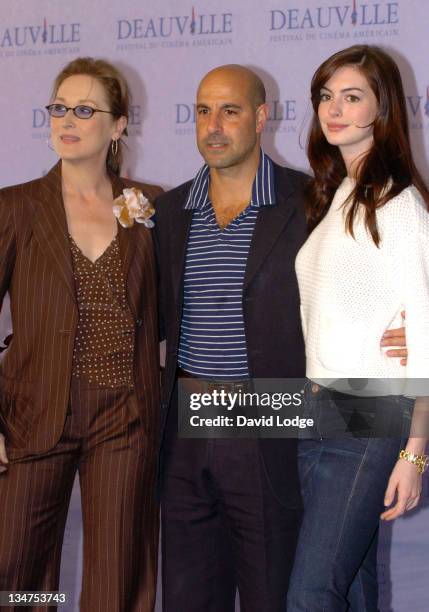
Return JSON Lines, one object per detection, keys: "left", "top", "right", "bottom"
{"left": 295, "top": 178, "right": 429, "bottom": 393}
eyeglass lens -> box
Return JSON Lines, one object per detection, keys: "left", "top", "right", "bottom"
{"left": 47, "top": 104, "right": 95, "bottom": 119}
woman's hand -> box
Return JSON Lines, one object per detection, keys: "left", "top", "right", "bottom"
{"left": 380, "top": 310, "right": 407, "bottom": 366}
{"left": 380, "top": 458, "right": 422, "bottom": 520}
{"left": 0, "top": 433, "right": 8, "bottom": 474}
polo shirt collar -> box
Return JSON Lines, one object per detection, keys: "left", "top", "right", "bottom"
{"left": 183, "top": 149, "right": 276, "bottom": 210}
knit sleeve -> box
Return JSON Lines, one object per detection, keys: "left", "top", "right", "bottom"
{"left": 400, "top": 188, "right": 429, "bottom": 390}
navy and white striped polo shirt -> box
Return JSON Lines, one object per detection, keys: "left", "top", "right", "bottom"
{"left": 178, "top": 151, "right": 276, "bottom": 379}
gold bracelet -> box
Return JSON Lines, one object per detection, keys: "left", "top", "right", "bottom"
{"left": 398, "top": 450, "right": 429, "bottom": 474}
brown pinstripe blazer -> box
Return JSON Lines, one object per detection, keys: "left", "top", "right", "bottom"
{"left": 0, "top": 161, "right": 162, "bottom": 459}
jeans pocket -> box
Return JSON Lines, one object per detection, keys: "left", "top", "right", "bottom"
{"left": 396, "top": 395, "right": 414, "bottom": 444}
{"left": 299, "top": 384, "right": 320, "bottom": 440}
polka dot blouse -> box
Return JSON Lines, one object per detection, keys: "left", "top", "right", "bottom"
{"left": 69, "top": 234, "right": 135, "bottom": 387}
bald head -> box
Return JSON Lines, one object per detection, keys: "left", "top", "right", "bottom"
{"left": 197, "top": 64, "right": 266, "bottom": 109}
{"left": 195, "top": 64, "right": 269, "bottom": 172}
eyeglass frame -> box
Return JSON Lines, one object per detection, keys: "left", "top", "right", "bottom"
{"left": 45, "top": 103, "right": 115, "bottom": 119}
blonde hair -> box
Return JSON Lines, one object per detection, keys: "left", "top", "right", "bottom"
{"left": 52, "top": 57, "right": 130, "bottom": 175}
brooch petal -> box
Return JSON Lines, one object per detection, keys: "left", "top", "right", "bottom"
{"left": 113, "top": 187, "right": 155, "bottom": 228}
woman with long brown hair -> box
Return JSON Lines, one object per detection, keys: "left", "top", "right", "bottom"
{"left": 0, "top": 57, "right": 161, "bottom": 611}
{"left": 288, "top": 45, "right": 429, "bottom": 611}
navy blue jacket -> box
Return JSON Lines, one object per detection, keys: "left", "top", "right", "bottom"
{"left": 154, "top": 162, "right": 309, "bottom": 507}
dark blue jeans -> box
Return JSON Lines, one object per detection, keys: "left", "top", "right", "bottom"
{"left": 287, "top": 384, "right": 412, "bottom": 612}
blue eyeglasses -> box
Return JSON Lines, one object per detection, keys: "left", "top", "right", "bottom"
{"left": 45, "top": 104, "right": 115, "bottom": 119}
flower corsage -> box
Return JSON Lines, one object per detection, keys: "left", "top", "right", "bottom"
{"left": 113, "top": 188, "right": 155, "bottom": 228}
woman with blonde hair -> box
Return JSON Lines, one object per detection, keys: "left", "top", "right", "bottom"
{"left": 0, "top": 57, "right": 162, "bottom": 611}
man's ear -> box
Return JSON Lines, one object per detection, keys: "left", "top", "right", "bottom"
{"left": 255, "top": 103, "right": 269, "bottom": 134}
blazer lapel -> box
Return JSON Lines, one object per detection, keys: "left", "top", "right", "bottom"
{"left": 111, "top": 173, "right": 138, "bottom": 287}
{"left": 243, "top": 167, "right": 297, "bottom": 291}
{"left": 30, "top": 164, "right": 140, "bottom": 305}
{"left": 169, "top": 206, "right": 193, "bottom": 303}
{"left": 30, "top": 162, "right": 76, "bottom": 302}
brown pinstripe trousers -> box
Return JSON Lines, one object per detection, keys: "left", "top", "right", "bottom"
{"left": 0, "top": 377, "right": 158, "bottom": 612}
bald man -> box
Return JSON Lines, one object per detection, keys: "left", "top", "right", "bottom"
{"left": 154, "top": 65, "right": 307, "bottom": 611}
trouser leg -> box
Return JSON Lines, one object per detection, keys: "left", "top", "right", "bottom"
{"left": 161, "top": 380, "right": 301, "bottom": 612}
{"left": 287, "top": 436, "right": 401, "bottom": 612}
{"left": 212, "top": 439, "right": 301, "bottom": 612}
{"left": 75, "top": 383, "right": 159, "bottom": 612}
{"left": 161, "top": 436, "right": 300, "bottom": 612}
{"left": 0, "top": 421, "right": 78, "bottom": 612}
{"left": 347, "top": 530, "right": 379, "bottom": 612}
{"left": 161, "top": 437, "right": 236, "bottom": 612}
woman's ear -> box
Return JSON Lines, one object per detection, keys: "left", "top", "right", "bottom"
{"left": 113, "top": 115, "right": 128, "bottom": 140}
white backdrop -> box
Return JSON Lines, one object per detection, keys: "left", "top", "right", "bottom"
{"left": 1, "top": 1, "right": 428, "bottom": 610}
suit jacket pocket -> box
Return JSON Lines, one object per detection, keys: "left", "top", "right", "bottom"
{"left": 0, "top": 378, "right": 35, "bottom": 448}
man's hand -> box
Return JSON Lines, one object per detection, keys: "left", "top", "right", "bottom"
{"left": 0, "top": 433, "right": 8, "bottom": 474}
{"left": 380, "top": 310, "right": 407, "bottom": 366}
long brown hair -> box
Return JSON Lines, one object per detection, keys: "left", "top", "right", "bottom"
{"left": 51, "top": 57, "right": 130, "bottom": 176}
{"left": 306, "top": 44, "right": 429, "bottom": 244}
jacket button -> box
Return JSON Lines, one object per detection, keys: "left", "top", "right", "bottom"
{"left": 136, "top": 319, "right": 143, "bottom": 327}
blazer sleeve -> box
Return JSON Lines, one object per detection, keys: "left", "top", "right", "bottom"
{"left": 0, "top": 188, "right": 16, "bottom": 332}
{"left": 0, "top": 187, "right": 17, "bottom": 430}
